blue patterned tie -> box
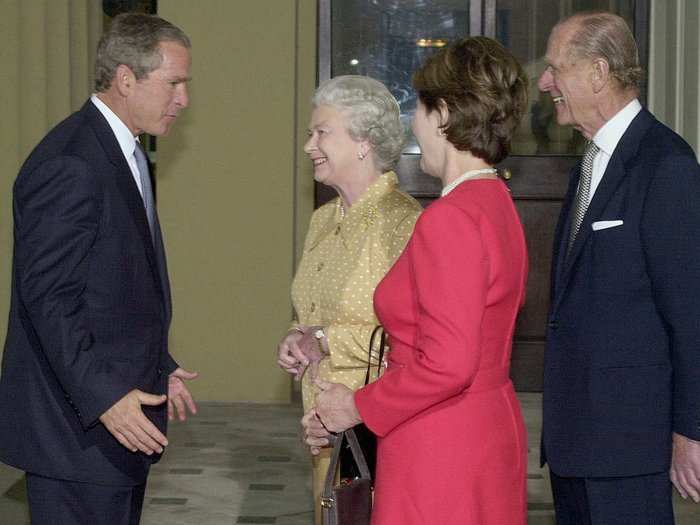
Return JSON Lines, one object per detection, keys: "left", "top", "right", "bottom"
{"left": 568, "top": 140, "right": 600, "bottom": 253}
{"left": 134, "top": 142, "right": 156, "bottom": 245}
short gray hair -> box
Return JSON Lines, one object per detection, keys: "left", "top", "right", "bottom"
{"left": 561, "top": 11, "right": 643, "bottom": 91}
{"left": 95, "top": 13, "right": 191, "bottom": 92}
{"left": 312, "top": 75, "right": 405, "bottom": 172}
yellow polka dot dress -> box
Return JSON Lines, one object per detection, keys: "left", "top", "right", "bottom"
{"left": 291, "top": 171, "right": 421, "bottom": 410}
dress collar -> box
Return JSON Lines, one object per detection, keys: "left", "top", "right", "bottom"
{"left": 308, "top": 171, "right": 399, "bottom": 250}
{"left": 338, "top": 171, "right": 398, "bottom": 223}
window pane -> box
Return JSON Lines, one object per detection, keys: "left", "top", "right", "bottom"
{"left": 331, "top": 0, "right": 471, "bottom": 152}
{"left": 495, "top": 0, "right": 636, "bottom": 155}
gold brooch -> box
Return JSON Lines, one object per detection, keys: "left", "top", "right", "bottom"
{"left": 361, "top": 206, "right": 377, "bottom": 228}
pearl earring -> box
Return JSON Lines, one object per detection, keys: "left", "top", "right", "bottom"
{"left": 358, "top": 152, "right": 366, "bottom": 160}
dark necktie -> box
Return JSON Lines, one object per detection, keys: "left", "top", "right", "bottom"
{"left": 134, "top": 142, "right": 156, "bottom": 245}
{"left": 568, "top": 140, "right": 600, "bottom": 252}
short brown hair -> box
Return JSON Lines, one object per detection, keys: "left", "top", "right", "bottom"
{"left": 413, "top": 36, "right": 527, "bottom": 164}
{"left": 95, "top": 13, "right": 191, "bottom": 92}
{"left": 562, "top": 12, "right": 643, "bottom": 91}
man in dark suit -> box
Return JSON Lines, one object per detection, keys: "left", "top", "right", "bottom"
{"left": 0, "top": 13, "right": 198, "bottom": 524}
{"left": 539, "top": 11, "right": 700, "bottom": 524}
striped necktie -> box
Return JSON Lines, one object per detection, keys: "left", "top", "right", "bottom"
{"left": 568, "top": 140, "right": 600, "bottom": 253}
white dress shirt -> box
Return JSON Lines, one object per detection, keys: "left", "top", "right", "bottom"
{"left": 90, "top": 94, "right": 145, "bottom": 196}
{"left": 586, "top": 99, "right": 642, "bottom": 204}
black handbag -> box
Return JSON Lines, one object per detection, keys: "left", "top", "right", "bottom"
{"left": 339, "top": 326, "right": 385, "bottom": 481}
{"left": 321, "top": 428, "right": 372, "bottom": 525}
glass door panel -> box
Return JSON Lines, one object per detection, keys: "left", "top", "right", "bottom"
{"left": 330, "top": 0, "right": 472, "bottom": 152}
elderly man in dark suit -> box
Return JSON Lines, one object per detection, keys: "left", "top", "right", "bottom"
{"left": 0, "top": 13, "right": 198, "bottom": 524}
{"left": 539, "top": 11, "right": 700, "bottom": 524}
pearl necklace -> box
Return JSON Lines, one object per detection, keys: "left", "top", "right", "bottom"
{"left": 441, "top": 168, "right": 498, "bottom": 196}
{"left": 337, "top": 200, "right": 346, "bottom": 220}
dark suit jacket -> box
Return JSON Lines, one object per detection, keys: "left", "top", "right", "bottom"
{"left": 0, "top": 100, "right": 178, "bottom": 486}
{"left": 543, "top": 108, "right": 700, "bottom": 478}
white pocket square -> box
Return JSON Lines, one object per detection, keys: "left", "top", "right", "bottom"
{"left": 592, "top": 220, "right": 624, "bottom": 231}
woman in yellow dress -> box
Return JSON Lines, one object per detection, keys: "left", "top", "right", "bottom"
{"left": 276, "top": 75, "right": 421, "bottom": 524}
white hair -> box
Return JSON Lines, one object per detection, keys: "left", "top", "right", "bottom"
{"left": 313, "top": 75, "right": 405, "bottom": 172}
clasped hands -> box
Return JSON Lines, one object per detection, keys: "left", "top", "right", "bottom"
{"left": 277, "top": 325, "right": 328, "bottom": 381}
{"left": 99, "top": 367, "right": 198, "bottom": 455}
{"left": 301, "top": 379, "right": 362, "bottom": 455}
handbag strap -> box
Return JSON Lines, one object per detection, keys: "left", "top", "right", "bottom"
{"left": 364, "top": 325, "right": 386, "bottom": 386}
{"left": 321, "top": 428, "right": 371, "bottom": 505}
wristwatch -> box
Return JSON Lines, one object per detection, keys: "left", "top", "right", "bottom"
{"left": 313, "top": 328, "right": 329, "bottom": 355}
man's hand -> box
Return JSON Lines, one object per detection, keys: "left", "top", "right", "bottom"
{"left": 168, "top": 367, "right": 198, "bottom": 422}
{"left": 99, "top": 390, "right": 168, "bottom": 454}
{"left": 314, "top": 379, "right": 362, "bottom": 433}
{"left": 671, "top": 432, "right": 700, "bottom": 502}
{"left": 301, "top": 408, "right": 332, "bottom": 455}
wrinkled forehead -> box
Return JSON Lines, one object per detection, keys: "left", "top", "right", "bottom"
{"left": 546, "top": 22, "right": 576, "bottom": 64}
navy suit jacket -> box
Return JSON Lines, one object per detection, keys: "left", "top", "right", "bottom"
{"left": 543, "top": 108, "right": 700, "bottom": 478}
{"left": 0, "top": 100, "right": 178, "bottom": 486}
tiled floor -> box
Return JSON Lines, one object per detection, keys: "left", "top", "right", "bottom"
{"left": 1, "top": 394, "right": 699, "bottom": 524}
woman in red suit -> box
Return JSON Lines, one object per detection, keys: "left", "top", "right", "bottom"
{"left": 304, "top": 37, "right": 529, "bottom": 525}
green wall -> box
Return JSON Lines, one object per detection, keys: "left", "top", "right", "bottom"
{"left": 157, "top": 0, "right": 316, "bottom": 402}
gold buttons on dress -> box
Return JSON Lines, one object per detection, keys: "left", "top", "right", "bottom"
{"left": 335, "top": 225, "right": 341, "bottom": 235}
{"left": 317, "top": 262, "right": 324, "bottom": 272}
{"left": 310, "top": 302, "right": 316, "bottom": 312}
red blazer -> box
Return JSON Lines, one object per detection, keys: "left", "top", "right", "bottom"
{"left": 356, "top": 179, "right": 528, "bottom": 525}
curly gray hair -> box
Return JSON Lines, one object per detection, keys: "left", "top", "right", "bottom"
{"left": 312, "top": 75, "right": 405, "bottom": 172}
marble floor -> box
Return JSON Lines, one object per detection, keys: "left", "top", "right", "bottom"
{"left": 1, "top": 394, "right": 698, "bottom": 524}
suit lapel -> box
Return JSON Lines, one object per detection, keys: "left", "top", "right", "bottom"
{"left": 552, "top": 166, "right": 579, "bottom": 297}
{"left": 83, "top": 101, "right": 166, "bottom": 306}
{"left": 552, "top": 109, "right": 654, "bottom": 314}
{"left": 153, "top": 217, "right": 172, "bottom": 325}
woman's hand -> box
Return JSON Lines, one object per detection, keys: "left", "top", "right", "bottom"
{"left": 301, "top": 408, "right": 332, "bottom": 455}
{"left": 277, "top": 326, "right": 328, "bottom": 380}
{"left": 277, "top": 328, "right": 307, "bottom": 379}
{"left": 314, "top": 379, "right": 362, "bottom": 432}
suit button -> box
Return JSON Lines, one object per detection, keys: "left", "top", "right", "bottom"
{"left": 157, "top": 367, "right": 164, "bottom": 375}
{"left": 548, "top": 320, "right": 559, "bottom": 330}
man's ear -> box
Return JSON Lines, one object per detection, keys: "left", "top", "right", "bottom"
{"left": 590, "top": 58, "right": 610, "bottom": 94}
{"left": 114, "top": 64, "right": 136, "bottom": 96}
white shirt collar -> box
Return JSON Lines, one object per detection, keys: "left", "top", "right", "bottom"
{"left": 90, "top": 94, "right": 137, "bottom": 160}
{"left": 591, "top": 99, "right": 642, "bottom": 155}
